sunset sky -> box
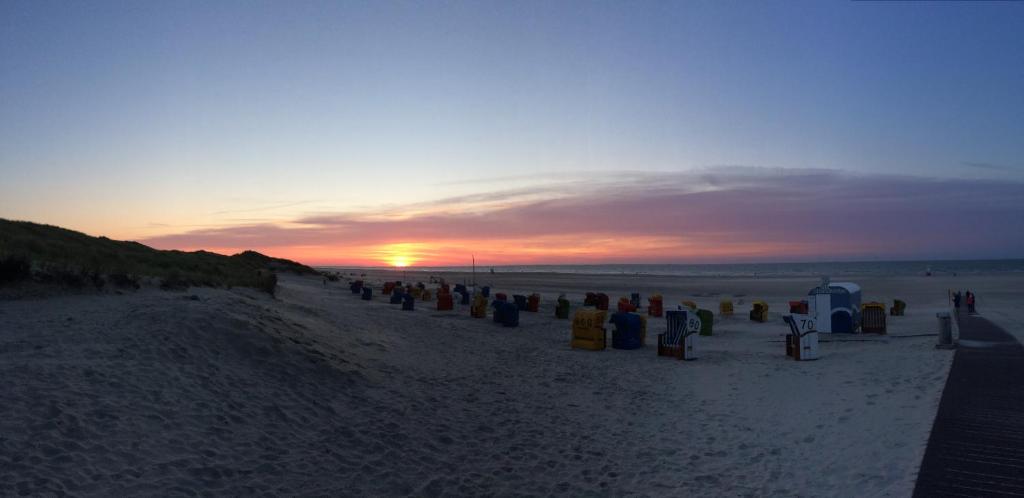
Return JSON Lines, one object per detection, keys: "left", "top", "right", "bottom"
{"left": 2, "top": 1, "right": 1023, "bottom": 266}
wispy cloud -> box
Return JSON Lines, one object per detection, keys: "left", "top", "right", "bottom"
{"left": 141, "top": 168, "right": 1024, "bottom": 265}
{"left": 962, "top": 161, "right": 1020, "bottom": 172}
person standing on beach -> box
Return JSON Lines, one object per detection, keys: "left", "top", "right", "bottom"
{"left": 966, "top": 291, "right": 976, "bottom": 314}
{"left": 953, "top": 291, "right": 961, "bottom": 309}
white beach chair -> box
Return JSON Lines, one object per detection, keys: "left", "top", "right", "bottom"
{"left": 784, "top": 314, "right": 819, "bottom": 361}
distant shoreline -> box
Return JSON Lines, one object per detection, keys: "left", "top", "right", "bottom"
{"left": 316, "top": 258, "right": 1024, "bottom": 279}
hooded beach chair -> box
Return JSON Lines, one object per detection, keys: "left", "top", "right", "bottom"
{"left": 610, "top": 312, "right": 643, "bottom": 350}
{"left": 719, "top": 300, "right": 734, "bottom": 316}
{"left": 390, "top": 292, "right": 404, "bottom": 304}
{"left": 659, "top": 310, "right": 699, "bottom": 360}
{"left": 513, "top": 294, "right": 528, "bottom": 311}
{"left": 890, "top": 299, "right": 906, "bottom": 316}
{"left": 402, "top": 294, "right": 415, "bottom": 311}
{"left": 861, "top": 303, "right": 887, "bottom": 334}
{"left": 436, "top": 291, "right": 454, "bottom": 311}
{"left": 749, "top": 301, "right": 769, "bottom": 322}
{"left": 555, "top": 295, "right": 571, "bottom": 319}
{"left": 617, "top": 297, "right": 637, "bottom": 313}
{"left": 527, "top": 293, "right": 540, "bottom": 312}
{"left": 784, "top": 314, "right": 819, "bottom": 360}
{"left": 361, "top": 287, "right": 372, "bottom": 301}
{"left": 647, "top": 294, "right": 663, "bottom": 317}
{"left": 789, "top": 300, "right": 808, "bottom": 314}
{"left": 471, "top": 294, "right": 488, "bottom": 318}
{"left": 571, "top": 309, "right": 607, "bottom": 350}
{"left": 696, "top": 309, "right": 714, "bottom": 336}
{"left": 493, "top": 301, "right": 518, "bottom": 327}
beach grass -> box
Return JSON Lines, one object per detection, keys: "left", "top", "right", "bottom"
{"left": 0, "top": 218, "right": 317, "bottom": 290}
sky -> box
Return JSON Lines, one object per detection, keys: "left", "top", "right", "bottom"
{"left": 2, "top": 1, "right": 1023, "bottom": 266}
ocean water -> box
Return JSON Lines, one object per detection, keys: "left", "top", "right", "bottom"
{"left": 322, "top": 259, "right": 1024, "bottom": 278}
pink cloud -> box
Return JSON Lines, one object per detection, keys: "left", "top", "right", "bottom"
{"left": 141, "top": 169, "right": 1024, "bottom": 265}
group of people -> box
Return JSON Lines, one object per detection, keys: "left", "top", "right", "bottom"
{"left": 952, "top": 290, "right": 977, "bottom": 314}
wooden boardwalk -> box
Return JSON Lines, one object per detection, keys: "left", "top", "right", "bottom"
{"left": 914, "top": 312, "right": 1024, "bottom": 497}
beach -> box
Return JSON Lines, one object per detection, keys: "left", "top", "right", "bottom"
{"left": 3, "top": 270, "right": 1020, "bottom": 496}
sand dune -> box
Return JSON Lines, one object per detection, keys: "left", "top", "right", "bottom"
{"left": 3, "top": 271, "right": 1007, "bottom": 496}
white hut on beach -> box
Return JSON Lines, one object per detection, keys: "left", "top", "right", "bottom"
{"left": 808, "top": 279, "right": 862, "bottom": 333}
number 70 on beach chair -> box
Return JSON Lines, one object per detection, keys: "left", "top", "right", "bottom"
{"left": 783, "top": 314, "right": 819, "bottom": 361}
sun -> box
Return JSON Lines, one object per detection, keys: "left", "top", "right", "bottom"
{"left": 390, "top": 255, "right": 410, "bottom": 268}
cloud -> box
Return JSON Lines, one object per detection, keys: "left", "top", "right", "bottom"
{"left": 962, "top": 161, "right": 1020, "bottom": 172}
{"left": 141, "top": 168, "right": 1024, "bottom": 265}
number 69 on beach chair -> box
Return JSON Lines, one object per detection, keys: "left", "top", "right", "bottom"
{"left": 783, "top": 314, "right": 819, "bottom": 361}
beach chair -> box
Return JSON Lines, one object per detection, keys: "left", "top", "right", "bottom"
{"left": 648, "top": 294, "right": 663, "bottom": 317}
{"left": 401, "top": 294, "right": 414, "bottom": 311}
{"left": 480, "top": 286, "right": 491, "bottom": 298}
{"left": 471, "top": 294, "right": 488, "bottom": 318}
{"left": 697, "top": 309, "right": 714, "bottom": 336}
{"left": 788, "top": 300, "right": 808, "bottom": 314}
{"left": 610, "top": 312, "right": 643, "bottom": 350}
{"left": 617, "top": 297, "right": 637, "bottom": 312}
{"left": 513, "top": 294, "right": 527, "bottom": 311}
{"left": 390, "top": 292, "right": 404, "bottom": 305}
{"left": 494, "top": 302, "right": 519, "bottom": 327}
{"left": 681, "top": 300, "right": 697, "bottom": 311}
{"left": 719, "top": 300, "right": 734, "bottom": 316}
{"left": 749, "top": 301, "right": 769, "bottom": 322}
{"left": 495, "top": 292, "right": 508, "bottom": 302}
{"left": 630, "top": 292, "right": 641, "bottom": 309}
{"left": 437, "top": 291, "right": 454, "bottom": 311}
{"left": 361, "top": 287, "right": 372, "bottom": 301}
{"left": 784, "top": 314, "right": 819, "bottom": 360}
{"left": 890, "top": 299, "right": 906, "bottom": 316}
{"left": 421, "top": 289, "right": 433, "bottom": 302}
{"left": 410, "top": 287, "right": 423, "bottom": 299}
{"left": 571, "top": 309, "right": 607, "bottom": 350}
{"left": 527, "top": 293, "right": 540, "bottom": 312}
{"left": 584, "top": 292, "right": 598, "bottom": 306}
{"left": 658, "top": 310, "right": 700, "bottom": 360}
{"left": 383, "top": 282, "right": 396, "bottom": 295}
{"left": 861, "top": 303, "right": 887, "bottom": 334}
{"left": 595, "top": 293, "right": 609, "bottom": 311}
{"left": 492, "top": 300, "right": 505, "bottom": 323}
{"left": 503, "top": 303, "right": 520, "bottom": 327}
{"left": 349, "top": 280, "right": 363, "bottom": 294}
{"left": 555, "top": 295, "right": 571, "bottom": 319}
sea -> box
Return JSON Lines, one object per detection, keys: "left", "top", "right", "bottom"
{"left": 320, "top": 259, "right": 1024, "bottom": 278}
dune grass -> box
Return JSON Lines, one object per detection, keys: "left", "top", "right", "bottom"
{"left": 0, "top": 218, "right": 318, "bottom": 291}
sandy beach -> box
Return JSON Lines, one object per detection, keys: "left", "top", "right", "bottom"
{"left": 5, "top": 270, "right": 1018, "bottom": 496}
